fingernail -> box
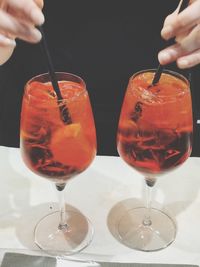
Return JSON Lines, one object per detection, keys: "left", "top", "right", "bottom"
{"left": 161, "top": 26, "right": 173, "bottom": 40}
{"left": 0, "top": 35, "right": 16, "bottom": 47}
{"left": 31, "top": 9, "right": 45, "bottom": 25}
{"left": 158, "top": 52, "right": 171, "bottom": 64}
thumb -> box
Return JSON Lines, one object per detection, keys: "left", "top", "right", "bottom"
{"left": 0, "top": 43, "right": 15, "bottom": 65}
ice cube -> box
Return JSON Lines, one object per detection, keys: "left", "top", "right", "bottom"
{"left": 29, "top": 82, "right": 56, "bottom": 100}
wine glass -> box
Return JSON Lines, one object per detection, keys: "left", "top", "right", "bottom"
{"left": 116, "top": 69, "right": 193, "bottom": 251}
{"left": 20, "top": 72, "right": 96, "bottom": 255}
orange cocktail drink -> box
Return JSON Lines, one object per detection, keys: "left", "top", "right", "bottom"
{"left": 20, "top": 73, "right": 96, "bottom": 183}
{"left": 117, "top": 69, "right": 193, "bottom": 175}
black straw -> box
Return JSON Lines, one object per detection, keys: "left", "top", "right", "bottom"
{"left": 38, "top": 26, "right": 72, "bottom": 124}
{"left": 151, "top": 0, "right": 190, "bottom": 86}
{"left": 152, "top": 64, "right": 164, "bottom": 85}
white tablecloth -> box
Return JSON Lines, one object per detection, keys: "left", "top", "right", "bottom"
{"left": 0, "top": 146, "right": 200, "bottom": 265}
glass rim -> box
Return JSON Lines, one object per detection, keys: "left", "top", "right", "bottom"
{"left": 27, "top": 71, "right": 86, "bottom": 86}
{"left": 130, "top": 68, "right": 190, "bottom": 86}
{"left": 24, "top": 72, "right": 87, "bottom": 104}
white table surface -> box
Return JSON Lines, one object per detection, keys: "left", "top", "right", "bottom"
{"left": 0, "top": 146, "right": 200, "bottom": 265}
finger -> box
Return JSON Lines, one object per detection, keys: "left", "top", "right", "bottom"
{"left": 177, "top": 48, "right": 200, "bottom": 68}
{"left": 162, "top": 13, "right": 177, "bottom": 30}
{"left": 0, "top": 9, "right": 42, "bottom": 43}
{"left": 161, "top": 0, "right": 200, "bottom": 40}
{"left": 180, "top": 24, "right": 200, "bottom": 50}
{"left": 0, "top": 45, "right": 15, "bottom": 65}
{"left": 162, "top": 0, "right": 184, "bottom": 28}
{"left": 0, "top": 33, "right": 16, "bottom": 47}
{"left": 158, "top": 43, "right": 187, "bottom": 65}
{"left": 7, "top": 0, "right": 44, "bottom": 26}
{"left": 175, "top": 27, "right": 192, "bottom": 43}
{"left": 159, "top": 24, "right": 200, "bottom": 65}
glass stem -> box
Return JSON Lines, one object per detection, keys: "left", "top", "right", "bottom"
{"left": 143, "top": 177, "right": 156, "bottom": 227}
{"left": 56, "top": 183, "right": 68, "bottom": 230}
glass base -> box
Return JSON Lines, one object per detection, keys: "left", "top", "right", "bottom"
{"left": 117, "top": 207, "right": 176, "bottom": 251}
{"left": 34, "top": 210, "right": 94, "bottom": 256}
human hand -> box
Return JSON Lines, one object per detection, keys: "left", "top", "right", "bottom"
{"left": 0, "top": 0, "right": 44, "bottom": 65}
{"left": 158, "top": 0, "right": 200, "bottom": 69}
